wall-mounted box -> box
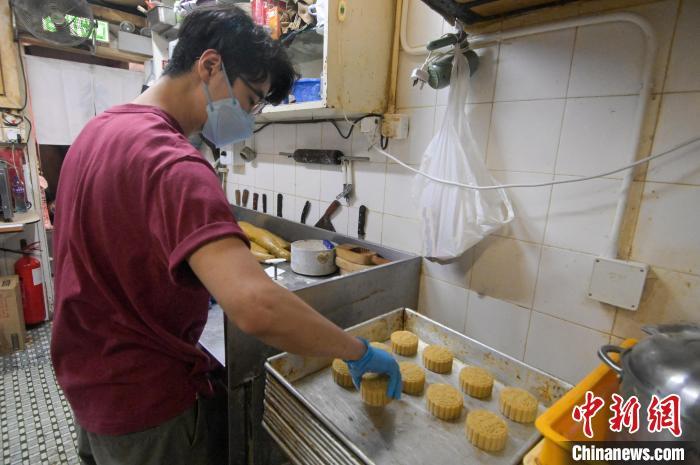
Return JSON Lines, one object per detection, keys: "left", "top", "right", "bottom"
{"left": 117, "top": 31, "right": 153, "bottom": 57}
{"left": 588, "top": 257, "right": 649, "bottom": 311}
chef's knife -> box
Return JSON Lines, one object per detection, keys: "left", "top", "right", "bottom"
{"left": 315, "top": 200, "right": 340, "bottom": 232}
{"left": 358, "top": 205, "right": 367, "bottom": 239}
{"left": 300, "top": 200, "right": 311, "bottom": 224}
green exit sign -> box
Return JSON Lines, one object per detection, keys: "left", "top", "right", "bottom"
{"left": 42, "top": 16, "right": 110, "bottom": 43}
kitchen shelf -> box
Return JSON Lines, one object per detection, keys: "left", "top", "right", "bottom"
{"left": 263, "top": 100, "right": 325, "bottom": 114}
{"left": 259, "top": 100, "right": 333, "bottom": 120}
{"left": 20, "top": 35, "right": 150, "bottom": 64}
{"left": 256, "top": 0, "right": 396, "bottom": 122}
{"left": 0, "top": 211, "right": 41, "bottom": 234}
{"left": 91, "top": 5, "right": 147, "bottom": 29}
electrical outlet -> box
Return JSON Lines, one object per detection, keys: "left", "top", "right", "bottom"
{"left": 219, "top": 150, "right": 233, "bottom": 166}
{"left": 1, "top": 118, "right": 27, "bottom": 144}
{"left": 381, "top": 113, "right": 409, "bottom": 139}
{"left": 5, "top": 128, "right": 20, "bottom": 143}
{"left": 588, "top": 257, "right": 649, "bottom": 311}
{"left": 360, "top": 116, "right": 380, "bottom": 134}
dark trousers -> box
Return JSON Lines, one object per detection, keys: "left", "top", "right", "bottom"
{"left": 75, "top": 399, "right": 210, "bottom": 465}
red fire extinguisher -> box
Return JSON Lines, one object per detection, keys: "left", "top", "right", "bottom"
{"left": 15, "top": 240, "right": 45, "bottom": 325}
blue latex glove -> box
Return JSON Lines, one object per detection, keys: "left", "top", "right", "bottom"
{"left": 345, "top": 338, "right": 402, "bottom": 399}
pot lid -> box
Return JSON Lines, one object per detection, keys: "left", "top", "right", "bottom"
{"left": 625, "top": 325, "right": 700, "bottom": 421}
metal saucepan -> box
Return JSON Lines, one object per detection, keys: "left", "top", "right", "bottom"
{"left": 598, "top": 324, "right": 700, "bottom": 446}
{"left": 290, "top": 240, "right": 337, "bottom": 276}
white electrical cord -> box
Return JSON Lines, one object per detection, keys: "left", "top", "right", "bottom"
{"left": 371, "top": 137, "right": 700, "bottom": 190}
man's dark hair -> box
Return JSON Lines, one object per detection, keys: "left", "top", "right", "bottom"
{"left": 164, "top": 5, "right": 296, "bottom": 104}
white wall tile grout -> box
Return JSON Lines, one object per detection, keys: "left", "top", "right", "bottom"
{"left": 610, "top": 305, "right": 622, "bottom": 343}
{"left": 642, "top": 262, "right": 700, "bottom": 279}
{"left": 530, "top": 308, "right": 611, "bottom": 337}
{"left": 380, "top": 211, "right": 419, "bottom": 222}
{"left": 486, "top": 44, "right": 501, "bottom": 103}
{"left": 468, "top": 91, "right": 696, "bottom": 105}
{"left": 523, "top": 75, "right": 564, "bottom": 355}
{"left": 463, "top": 287, "right": 472, "bottom": 335}
{"left": 656, "top": 2, "right": 682, "bottom": 94}
{"left": 489, "top": 168, "right": 557, "bottom": 176}
{"left": 660, "top": 89, "right": 700, "bottom": 96}
{"left": 379, "top": 161, "right": 389, "bottom": 220}
{"left": 522, "top": 26, "right": 576, "bottom": 342}
{"left": 478, "top": 42, "right": 501, "bottom": 169}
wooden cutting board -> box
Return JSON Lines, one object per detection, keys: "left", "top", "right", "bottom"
{"left": 336, "top": 244, "right": 376, "bottom": 265}
{"left": 335, "top": 256, "right": 375, "bottom": 273}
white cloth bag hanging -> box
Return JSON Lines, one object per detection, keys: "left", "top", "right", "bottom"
{"left": 413, "top": 51, "right": 514, "bottom": 260}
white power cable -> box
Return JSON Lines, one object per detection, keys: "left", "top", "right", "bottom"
{"left": 371, "top": 137, "right": 700, "bottom": 190}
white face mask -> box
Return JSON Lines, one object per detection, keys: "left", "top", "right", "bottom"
{"left": 201, "top": 63, "right": 254, "bottom": 148}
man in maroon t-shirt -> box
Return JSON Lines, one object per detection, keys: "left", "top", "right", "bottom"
{"left": 51, "top": 5, "right": 401, "bottom": 465}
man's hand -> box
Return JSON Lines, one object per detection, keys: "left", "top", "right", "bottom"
{"left": 346, "top": 338, "right": 402, "bottom": 399}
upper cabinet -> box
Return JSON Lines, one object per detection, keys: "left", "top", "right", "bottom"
{"left": 258, "top": 0, "right": 397, "bottom": 121}
{"left": 0, "top": 0, "right": 23, "bottom": 109}
{"left": 148, "top": 1, "right": 397, "bottom": 121}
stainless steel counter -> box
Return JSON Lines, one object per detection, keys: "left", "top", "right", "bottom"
{"left": 198, "top": 259, "right": 364, "bottom": 368}
{"left": 220, "top": 206, "right": 421, "bottom": 465}
{"left": 261, "top": 259, "right": 331, "bottom": 291}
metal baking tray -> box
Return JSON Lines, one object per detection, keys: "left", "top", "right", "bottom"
{"left": 264, "top": 308, "right": 572, "bottom": 465}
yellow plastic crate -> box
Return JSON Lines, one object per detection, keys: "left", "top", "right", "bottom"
{"left": 533, "top": 339, "right": 637, "bottom": 465}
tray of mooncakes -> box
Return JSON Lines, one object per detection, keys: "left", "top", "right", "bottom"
{"left": 263, "top": 308, "right": 572, "bottom": 465}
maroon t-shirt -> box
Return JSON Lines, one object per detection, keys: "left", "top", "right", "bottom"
{"left": 50, "top": 104, "right": 248, "bottom": 435}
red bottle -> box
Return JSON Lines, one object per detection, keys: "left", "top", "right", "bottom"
{"left": 15, "top": 240, "right": 45, "bottom": 325}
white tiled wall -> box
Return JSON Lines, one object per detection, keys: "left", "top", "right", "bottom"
{"left": 418, "top": 275, "right": 469, "bottom": 333}
{"left": 486, "top": 99, "right": 566, "bottom": 173}
{"left": 230, "top": 0, "right": 700, "bottom": 385}
{"left": 465, "top": 293, "right": 531, "bottom": 360}
{"left": 471, "top": 236, "right": 541, "bottom": 308}
{"left": 544, "top": 176, "right": 621, "bottom": 255}
{"left": 556, "top": 96, "right": 639, "bottom": 178}
{"left": 647, "top": 92, "right": 700, "bottom": 185}
{"left": 493, "top": 29, "right": 575, "bottom": 101}
{"left": 523, "top": 312, "right": 610, "bottom": 384}
{"left": 533, "top": 247, "right": 616, "bottom": 333}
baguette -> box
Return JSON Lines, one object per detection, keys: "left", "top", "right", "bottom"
{"left": 239, "top": 222, "right": 291, "bottom": 260}
{"left": 239, "top": 222, "right": 290, "bottom": 249}
{"left": 250, "top": 242, "right": 275, "bottom": 262}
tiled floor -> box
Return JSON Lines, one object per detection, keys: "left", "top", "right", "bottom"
{"left": 1, "top": 323, "right": 79, "bottom": 465}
